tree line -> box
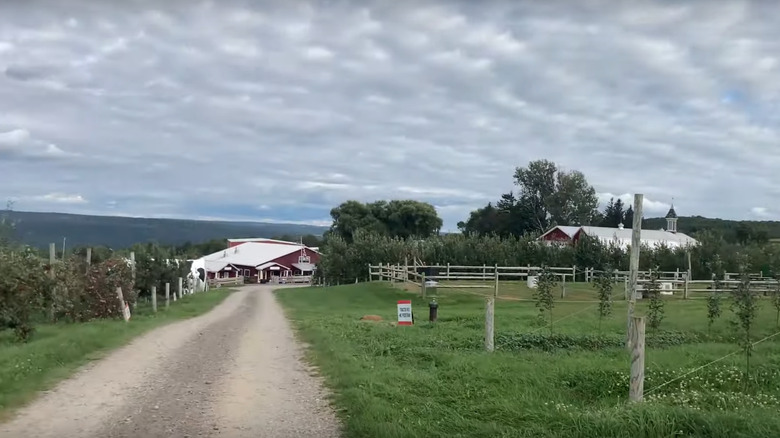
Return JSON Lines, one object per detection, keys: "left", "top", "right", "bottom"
{"left": 318, "top": 159, "right": 779, "bottom": 283}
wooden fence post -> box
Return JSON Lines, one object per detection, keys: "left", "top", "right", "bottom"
{"left": 86, "top": 247, "right": 92, "bottom": 273}
{"left": 482, "top": 264, "right": 486, "bottom": 280}
{"left": 151, "top": 286, "right": 157, "bottom": 313}
{"left": 378, "top": 263, "right": 383, "bottom": 281}
{"left": 685, "top": 251, "right": 692, "bottom": 299}
{"left": 177, "top": 277, "right": 183, "bottom": 298}
{"left": 561, "top": 272, "right": 567, "bottom": 298}
{"left": 116, "top": 287, "right": 129, "bottom": 322}
{"left": 421, "top": 273, "right": 427, "bottom": 299}
{"left": 446, "top": 263, "right": 450, "bottom": 280}
{"left": 49, "top": 243, "right": 56, "bottom": 279}
{"left": 494, "top": 264, "right": 499, "bottom": 298}
{"left": 165, "top": 283, "right": 170, "bottom": 309}
{"left": 626, "top": 194, "right": 643, "bottom": 349}
{"left": 485, "top": 297, "right": 495, "bottom": 352}
{"left": 367, "top": 264, "right": 372, "bottom": 282}
{"left": 629, "top": 316, "right": 646, "bottom": 402}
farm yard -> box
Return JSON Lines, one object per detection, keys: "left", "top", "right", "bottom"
{"left": 278, "top": 278, "right": 780, "bottom": 437}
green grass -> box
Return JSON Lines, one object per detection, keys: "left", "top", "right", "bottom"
{"left": 277, "top": 282, "right": 780, "bottom": 438}
{"left": 0, "top": 289, "right": 232, "bottom": 419}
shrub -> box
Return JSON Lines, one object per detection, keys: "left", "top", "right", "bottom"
{"left": 0, "top": 247, "right": 52, "bottom": 341}
{"left": 593, "top": 271, "right": 614, "bottom": 334}
{"left": 534, "top": 266, "right": 557, "bottom": 335}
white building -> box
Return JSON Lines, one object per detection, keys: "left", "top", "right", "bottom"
{"left": 539, "top": 205, "right": 699, "bottom": 249}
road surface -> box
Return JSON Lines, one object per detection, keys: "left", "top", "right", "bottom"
{"left": 0, "top": 285, "right": 341, "bottom": 438}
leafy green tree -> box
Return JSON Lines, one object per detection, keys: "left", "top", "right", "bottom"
{"left": 513, "top": 159, "right": 600, "bottom": 231}
{"left": 593, "top": 271, "right": 614, "bottom": 334}
{"left": 328, "top": 200, "right": 442, "bottom": 242}
{"left": 534, "top": 266, "right": 558, "bottom": 336}
{"left": 0, "top": 200, "right": 16, "bottom": 246}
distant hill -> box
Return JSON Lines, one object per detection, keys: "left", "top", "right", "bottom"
{"left": 4, "top": 211, "right": 328, "bottom": 249}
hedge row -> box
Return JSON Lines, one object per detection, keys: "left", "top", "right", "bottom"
{"left": 316, "top": 230, "right": 780, "bottom": 285}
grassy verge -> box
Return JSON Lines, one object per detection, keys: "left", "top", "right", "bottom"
{"left": 0, "top": 289, "right": 232, "bottom": 419}
{"left": 277, "top": 282, "right": 780, "bottom": 438}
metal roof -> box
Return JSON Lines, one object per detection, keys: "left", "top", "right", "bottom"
{"left": 579, "top": 226, "right": 697, "bottom": 249}
{"left": 191, "top": 242, "right": 316, "bottom": 273}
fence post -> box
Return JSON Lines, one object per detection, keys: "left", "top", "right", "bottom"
{"left": 378, "top": 263, "right": 383, "bottom": 281}
{"left": 165, "top": 283, "right": 170, "bottom": 309}
{"left": 86, "top": 247, "right": 92, "bottom": 273}
{"left": 561, "top": 272, "right": 567, "bottom": 298}
{"left": 626, "top": 193, "right": 643, "bottom": 349}
{"left": 49, "top": 243, "right": 56, "bottom": 279}
{"left": 446, "top": 263, "right": 450, "bottom": 280}
{"left": 485, "top": 297, "right": 495, "bottom": 352}
{"left": 421, "top": 273, "right": 427, "bottom": 299}
{"left": 116, "top": 287, "right": 129, "bottom": 322}
{"left": 494, "top": 264, "right": 499, "bottom": 298}
{"left": 629, "top": 316, "right": 646, "bottom": 402}
{"left": 178, "top": 277, "right": 183, "bottom": 298}
{"left": 151, "top": 286, "right": 157, "bottom": 313}
{"left": 482, "top": 264, "right": 486, "bottom": 280}
{"left": 367, "top": 264, "right": 372, "bottom": 282}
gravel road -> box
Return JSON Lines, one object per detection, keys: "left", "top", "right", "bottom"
{"left": 0, "top": 285, "right": 341, "bottom": 438}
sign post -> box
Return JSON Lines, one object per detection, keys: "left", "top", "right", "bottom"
{"left": 397, "top": 300, "right": 413, "bottom": 326}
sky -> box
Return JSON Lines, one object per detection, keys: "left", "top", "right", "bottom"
{"left": 1, "top": 0, "right": 780, "bottom": 231}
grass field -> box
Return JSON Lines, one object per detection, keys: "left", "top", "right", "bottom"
{"left": 0, "top": 289, "right": 232, "bottom": 419}
{"left": 278, "top": 282, "right": 780, "bottom": 438}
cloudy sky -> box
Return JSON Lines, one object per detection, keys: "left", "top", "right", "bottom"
{"left": 1, "top": 0, "right": 779, "bottom": 230}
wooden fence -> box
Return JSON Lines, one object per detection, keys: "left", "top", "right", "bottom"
{"left": 369, "top": 262, "right": 780, "bottom": 300}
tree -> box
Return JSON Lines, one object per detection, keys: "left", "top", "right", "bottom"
{"left": 513, "top": 159, "right": 600, "bottom": 232}
{"left": 624, "top": 205, "right": 635, "bottom": 228}
{"left": 0, "top": 200, "right": 16, "bottom": 246}
{"left": 706, "top": 255, "right": 725, "bottom": 334}
{"left": 646, "top": 268, "right": 665, "bottom": 333}
{"left": 731, "top": 257, "right": 759, "bottom": 378}
{"left": 593, "top": 271, "right": 614, "bottom": 334}
{"left": 534, "top": 266, "right": 558, "bottom": 336}
{"left": 601, "top": 197, "right": 626, "bottom": 228}
{"left": 328, "top": 200, "right": 442, "bottom": 242}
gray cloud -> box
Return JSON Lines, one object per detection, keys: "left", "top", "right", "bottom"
{"left": 1, "top": 0, "right": 779, "bottom": 229}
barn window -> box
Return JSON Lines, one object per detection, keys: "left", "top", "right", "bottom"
{"left": 244, "top": 269, "right": 250, "bottom": 276}
{"left": 298, "top": 255, "right": 310, "bottom": 264}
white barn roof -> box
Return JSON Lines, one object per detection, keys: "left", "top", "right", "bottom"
{"left": 580, "top": 226, "right": 698, "bottom": 249}
{"left": 191, "top": 242, "right": 317, "bottom": 274}
{"left": 540, "top": 225, "right": 698, "bottom": 249}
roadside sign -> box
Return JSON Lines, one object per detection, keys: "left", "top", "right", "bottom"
{"left": 397, "top": 300, "right": 413, "bottom": 325}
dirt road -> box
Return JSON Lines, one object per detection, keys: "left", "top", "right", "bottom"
{"left": 0, "top": 286, "right": 341, "bottom": 438}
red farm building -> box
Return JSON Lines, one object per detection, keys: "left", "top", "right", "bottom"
{"left": 194, "top": 240, "right": 320, "bottom": 284}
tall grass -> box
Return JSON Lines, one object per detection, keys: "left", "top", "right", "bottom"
{"left": 278, "top": 283, "right": 780, "bottom": 437}
{"left": 0, "top": 289, "right": 232, "bottom": 419}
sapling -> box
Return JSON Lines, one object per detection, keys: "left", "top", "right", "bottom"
{"left": 534, "top": 265, "right": 558, "bottom": 336}
{"left": 646, "top": 268, "right": 665, "bottom": 333}
{"left": 707, "top": 255, "right": 725, "bottom": 334}
{"left": 593, "top": 271, "right": 614, "bottom": 335}
{"left": 731, "top": 259, "right": 759, "bottom": 378}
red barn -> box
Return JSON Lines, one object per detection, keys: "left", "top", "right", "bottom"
{"left": 538, "top": 226, "right": 583, "bottom": 245}
{"left": 196, "top": 241, "right": 320, "bottom": 284}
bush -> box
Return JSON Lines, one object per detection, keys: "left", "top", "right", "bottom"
{"left": 0, "top": 247, "right": 52, "bottom": 341}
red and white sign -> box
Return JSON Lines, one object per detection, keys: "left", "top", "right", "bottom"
{"left": 397, "top": 300, "right": 413, "bottom": 326}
